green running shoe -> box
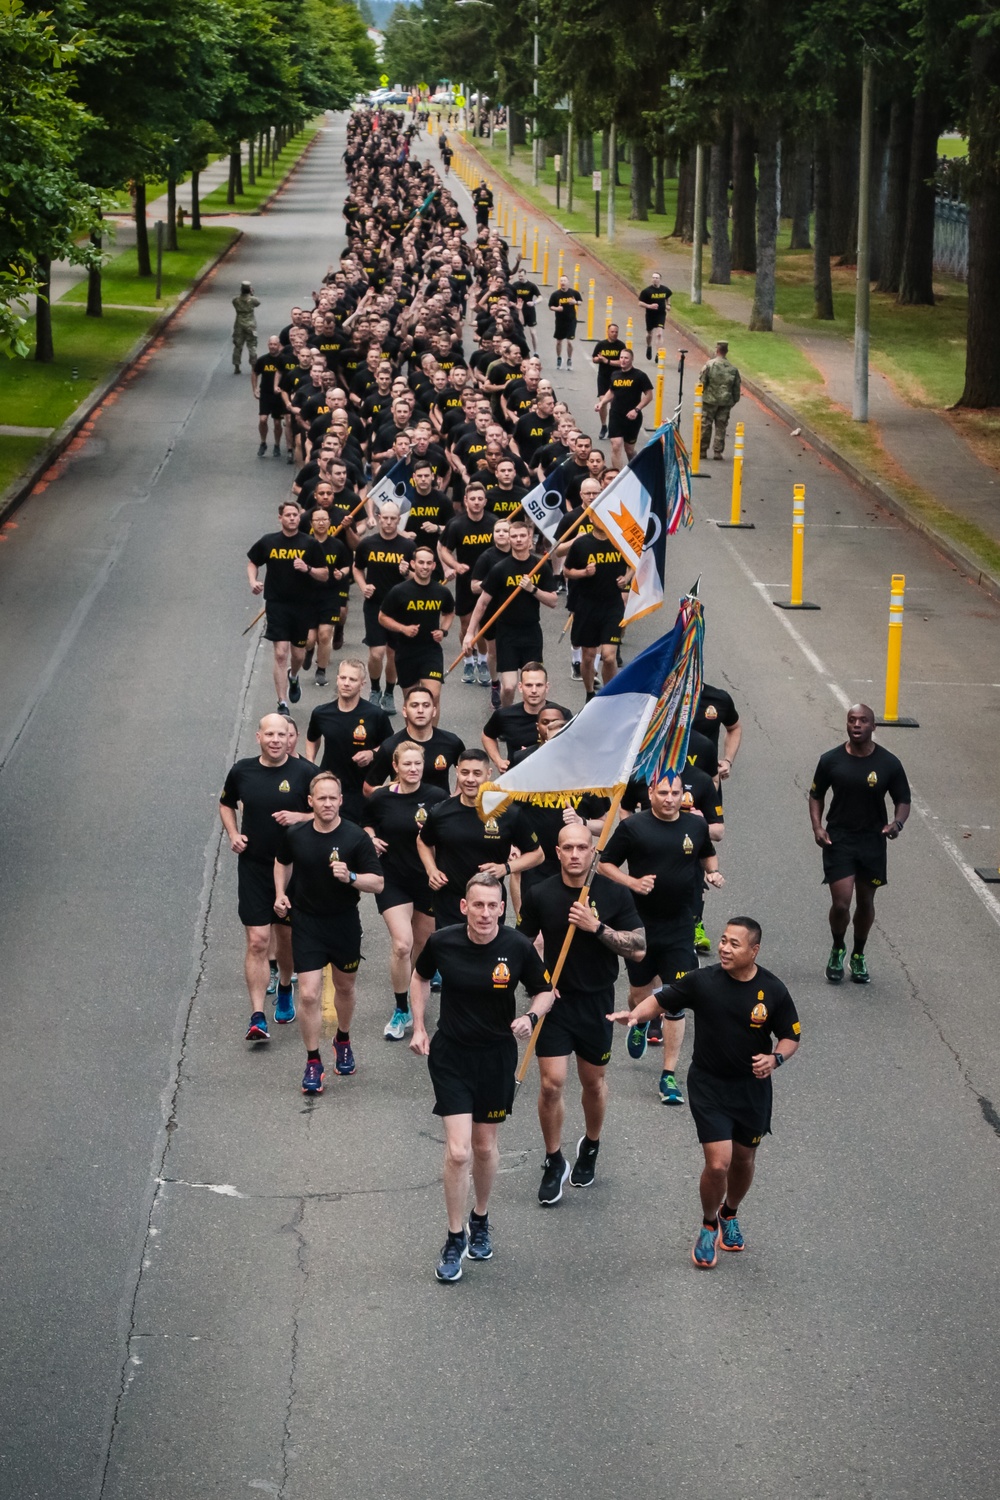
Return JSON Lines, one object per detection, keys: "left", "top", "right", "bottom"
{"left": 694, "top": 920, "right": 711, "bottom": 953}
{"left": 825, "top": 945, "right": 846, "bottom": 983}
{"left": 850, "top": 951, "right": 870, "bottom": 984}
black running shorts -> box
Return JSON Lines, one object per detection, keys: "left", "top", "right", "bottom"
{"left": 363, "top": 597, "right": 390, "bottom": 648}
{"left": 534, "top": 987, "right": 615, "bottom": 1068}
{"left": 237, "top": 857, "right": 290, "bottom": 928}
{"left": 687, "top": 1065, "right": 772, "bottom": 1148}
{"left": 290, "top": 907, "right": 362, "bottom": 974}
{"left": 495, "top": 626, "right": 544, "bottom": 675}
{"left": 375, "top": 874, "right": 434, "bottom": 917}
{"left": 428, "top": 1031, "right": 517, "bottom": 1123}
{"left": 627, "top": 937, "right": 696, "bottom": 990}
{"left": 608, "top": 411, "right": 643, "bottom": 444}
{"left": 821, "top": 828, "right": 888, "bottom": 887}
{"left": 571, "top": 604, "right": 622, "bottom": 649}
{"left": 265, "top": 602, "right": 311, "bottom": 648}
{"left": 393, "top": 643, "right": 444, "bottom": 688}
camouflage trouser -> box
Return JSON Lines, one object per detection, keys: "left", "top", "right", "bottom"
{"left": 701, "top": 402, "right": 732, "bottom": 457}
{"left": 232, "top": 326, "right": 257, "bottom": 370}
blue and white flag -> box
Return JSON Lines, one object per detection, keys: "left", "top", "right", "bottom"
{"left": 478, "top": 619, "right": 693, "bottom": 819}
{"left": 518, "top": 459, "right": 572, "bottom": 542}
{"left": 367, "top": 460, "right": 414, "bottom": 520}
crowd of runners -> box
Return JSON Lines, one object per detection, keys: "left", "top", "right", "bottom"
{"left": 223, "top": 105, "right": 912, "bottom": 1282}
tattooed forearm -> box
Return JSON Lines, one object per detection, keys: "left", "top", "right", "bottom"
{"left": 599, "top": 926, "right": 646, "bottom": 958}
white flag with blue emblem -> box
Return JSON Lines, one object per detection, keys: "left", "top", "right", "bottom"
{"left": 518, "top": 459, "right": 572, "bottom": 541}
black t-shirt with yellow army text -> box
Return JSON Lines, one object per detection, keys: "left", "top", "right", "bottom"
{"left": 353, "top": 532, "right": 416, "bottom": 606}
{"left": 247, "top": 531, "right": 327, "bottom": 603}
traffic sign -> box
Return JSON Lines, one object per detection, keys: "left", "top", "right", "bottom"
{"left": 592, "top": 171, "right": 602, "bottom": 192}
{"left": 418, "top": 82, "right": 427, "bottom": 91}
{"left": 380, "top": 73, "right": 389, "bottom": 86}
{"left": 456, "top": 93, "right": 466, "bottom": 106}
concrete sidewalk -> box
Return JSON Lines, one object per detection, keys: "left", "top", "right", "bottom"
{"left": 459, "top": 137, "right": 1000, "bottom": 576}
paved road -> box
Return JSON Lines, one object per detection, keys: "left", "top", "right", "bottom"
{"left": 1, "top": 118, "right": 999, "bottom": 1500}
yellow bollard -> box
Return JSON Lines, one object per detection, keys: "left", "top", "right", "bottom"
{"left": 691, "top": 384, "right": 703, "bottom": 475}
{"left": 521, "top": 221, "right": 527, "bottom": 258}
{"left": 573, "top": 262, "right": 580, "bottom": 290}
{"left": 531, "top": 226, "right": 538, "bottom": 273}
{"left": 653, "top": 349, "right": 666, "bottom": 426}
{"left": 625, "top": 316, "right": 633, "bottom": 350}
{"left": 511, "top": 207, "right": 518, "bottom": 243}
{"left": 877, "top": 575, "right": 919, "bottom": 725}
{"left": 586, "top": 279, "right": 595, "bottom": 340}
{"left": 503, "top": 204, "right": 509, "bottom": 237}
{"left": 542, "top": 237, "right": 550, "bottom": 285}
{"left": 775, "top": 483, "right": 820, "bottom": 610}
{"left": 605, "top": 295, "right": 613, "bottom": 334}
{"left": 716, "top": 424, "right": 753, "bottom": 527}
{"left": 557, "top": 247, "right": 565, "bottom": 281}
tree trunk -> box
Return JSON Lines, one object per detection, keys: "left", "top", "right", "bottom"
{"left": 612, "top": 134, "right": 621, "bottom": 186}
{"left": 247, "top": 135, "right": 256, "bottom": 187}
{"left": 898, "top": 86, "right": 939, "bottom": 306}
{"left": 731, "top": 111, "right": 757, "bottom": 272}
{"left": 630, "top": 139, "right": 651, "bottom": 221}
{"left": 86, "top": 226, "right": 102, "bottom": 317}
{"left": 957, "top": 37, "right": 1000, "bottom": 404}
{"left": 258, "top": 132, "right": 264, "bottom": 175}
{"left": 813, "top": 123, "right": 834, "bottom": 319}
{"left": 780, "top": 138, "right": 795, "bottom": 225}
{"left": 829, "top": 117, "right": 858, "bottom": 260}
{"left": 600, "top": 128, "right": 609, "bottom": 170}
{"left": 34, "top": 256, "right": 54, "bottom": 361}
{"left": 709, "top": 127, "right": 732, "bottom": 284}
{"left": 135, "top": 180, "right": 152, "bottom": 276}
{"left": 236, "top": 147, "right": 244, "bottom": 196}
{"left": 750, "top": 121, "right": 779, "bottom": 330}
{"left": 790, "top": 135, "right": 812, "bottom": 249}
{"left": 191, "top": 168, "right": 202, "bottom": 230}
{"left": 166, "top": 173, "right": 178, "bottom": 251}
{"left": 510, "top": 109, "right": 526, "bottom": 147}
{"left": 874, "top": 96, "right": 910, "bottom": 292}
{"left": 578, "top": 130, "right": 593, "bottom": 175}
{"left": 671, "top": 148, "right": 691, "bottom": 238}
{"left": 654, "top": 150, "right": 665, "bottom": 215}
{"left": 227, "top": 151, "right": 237, "bottom": 206}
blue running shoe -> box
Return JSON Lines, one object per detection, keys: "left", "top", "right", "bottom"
{"left": 266, "top": 965, "right": 279, "bottom": 997}
{"left": 245, "top": 1012, "right": 270, "bottom": 1042}
{"left": 720, "top": 1213, "right": 745, "bottom": 1252}
{"left": 430, "top": 970, "right": 442, "bottom": 992}
{"left": 383, "top": 1008, "right": 412, "bottom": 1040}
{"left": 466, "top": 1214, "right": 493, "bottom": 1260}
{"left": 301, "top": 1058, "right": 325, "bottom": 1094}
{"left": 692, "top": 1223, "right": 720, "bottom": 1269}
{"left": 626, "top": 1021, "right": 649, "bottom": 1060}
{"left": 435, "top": 1230, "right": 469, "bottom": 1282}
{"left": 274, "top": 986, "right": 295, "bottom": 1024}
{"left": 334, "top": 1038, "right": 356, "bottom": 1075}
{"left": 659, "top": 1070, "right": 684, "bottom": 1106}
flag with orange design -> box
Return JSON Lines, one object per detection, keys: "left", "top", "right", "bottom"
{"left": 585, "top": 440, "right": 664, "bottom": 568}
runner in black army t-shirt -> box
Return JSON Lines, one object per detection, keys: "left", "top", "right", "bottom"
{"left": 247, "top": 501, "right": 329, "bottom": 716}
{"left": 591, "top": 325, "right": 626, "bottom": 438}
{"left": 520, "top": 822, "right": 645, "bottom": 1201}
{"left": 410, "top": 873, "right": 555, "bottom": 1281}
{"left": 439, "top": 482, "right": 496, "bottom": 684}
{"left": 808, "top": 703, "right": 911, "bottom": 985}
{"left": 351, "top": 503, "right": 416, "bottom": 713}
{"left": 548, "top": 276, "right": 582, "bottom": 368}
{"left": 611, "top": 916, "right": 800, "bottom": 1268}
{"left": 364, "top": 683, "right": 465, "bottom": 797}
{"left": 562, "top": 520, "right": 629, "bottom": 698}
{"left": 305, "top": 658, "right": 393, "bottom": 823}
{"left": 252, "top": 336, "right": 286, "bottom": 456}
{"left": 304, "top": 508, "right": 353, "bottom": 690}
{"left": 274, "top": 771, "right": 384, "bottom": 1094}
{"left": 463, "top": 518, "right": 557, "bottom": 701}
{"left": 378, "top": 544, "right": 455, "bottom": 703}
{"left": 219, "top": 713, "right": 315, "bottom": 1042}
{"left": 597, "top": 348, "right": 654, "bottom": 463}
{"left": 600, "top": 775, "right": 723, "bottom": 1105}
{"left": 637, "top": 273, "right": 672, "bottom": 359}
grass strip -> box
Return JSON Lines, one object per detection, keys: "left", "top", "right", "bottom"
{"left": 61, "top": 227, "right": 238, "bottom": 310}
{"left": 198, "top": 125, "right": 320, "bottom": 215}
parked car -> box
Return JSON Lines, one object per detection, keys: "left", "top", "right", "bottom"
{"left": 431, "top": 89, "right": 456, "bottom": 105}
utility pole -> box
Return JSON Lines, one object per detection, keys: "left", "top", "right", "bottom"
{"left": 691, "top": 142, "right": 705, "bottom": 305}
{"left": 532, "top": 13, "right": 540, "bottom": 185}
{"left": 607, "top": 121, "right": 616, "bottom": 243}
{"left": 853, "top": 51, "right": 874, "bottom": 421}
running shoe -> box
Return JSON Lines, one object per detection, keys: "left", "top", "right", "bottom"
{"left": 566, "top": 357, "right": 572, "bottom": 369}
{"left": 462, "top": 659, "right": 476, "bottom": 684}
{"left": 556, "top": 356, "right": 562, "bottom": 369}
{"left": 570, "top": 661, "right": 582, "bottom": 681}
{"left": 825, "top": 944, "right": 846, "bottom": 983}
{"left": 719, "top": 1213, "right": 745, "bottom": 1252}
{"left": 334, "top": 1037, "right": 357, "bottom": 1075}
{"left": 570, "top": 1135, "right": 599, "bottom": 1188}
{"left": 435, "top": 1230, "right": 469, "bottom": 1282}
{"left": 694, "top": 920, "right": 711, "bottom": 953}
{"left": 383, "top": 1008, "right": 412, "bottom": 1040}
{"left": 659, "top": 1070, "right": 684, "bottom": 1106}
{"left": 257, "top": 441, "right": 268, "bottom": 458}
{"left": 274, "top": 986, "right": 295, "bottom": 1024}
{"left": 538, "top": 1153, "right": 570, "bottom": 1206}
{"left": 272, "top": 443, "right": 281, "bottom": 457}
{"left": 490, "top": 684, "right": 501, "bottom": 709}
{"left": 245, "top": 1012, "right": 270, "bottom": 1042}
{"left": 692, "top": 1223, "right": 720, "bottom": 1269}
{"left": 599, "top": 425, "right": 608, "bottom": 441}
{"left": 380, "top": 690, "right": 396, "bottom": 715}
{"left": 332, "top": 624, "right": 344, "bottom": 651}
{"left": 369, "top": 688, "right": 383, "bottom": 707}
{"left": 476, "top": 659, "right": 492, "bottom": 686}
{"left": 266, "top": 965, "right": 279, "bottom": 997}
{"left": 430, "top": 970, "right": 442, "bottom": 992}
{"left": 315, "top": 669, "right": 327, "bottom": 688}
{"left": 647, "top": 1015, "right": 663, "bottom": 1046}
{"left": 303, "top": 647, "right": 314, "bottom": 672}
{"left": 286, "top": 453, "right": 295, "bottom": 465}
{"left": 466, "top": 1214, "right": 493, "bottom": 1260}
{"left": 626, "top": 1021, "right": 649, "bottom": 1060}
{"left": 646, "top": 346, "right": 652, "bottom": 361}
{"left": 850, "top": 951, "right": 870, "bottom": 984}
{"left": 277, "top": 700, "right": 291, "bottom": 717}
{"left": 301, "top": 1057, "right": 325, "bottom": 1095}
{"left": 287, "top": 671, "right": 302, "bottom": 704}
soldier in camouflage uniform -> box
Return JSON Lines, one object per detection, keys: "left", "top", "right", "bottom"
{"left": 698, "top": 340, "right": 741, "bottom": 460}
{"left": 231, "top": 281, "right": 260, "bottom": 374}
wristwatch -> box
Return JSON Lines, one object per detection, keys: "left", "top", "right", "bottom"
{"left": 348, "top": 871, "right": 357, "bottom": 884}
{"left": 526, "top": 1011, "right": 539, "bottom": 1029}
{"left": 772, "top": 1051, "right": 784, "bottom": 1068}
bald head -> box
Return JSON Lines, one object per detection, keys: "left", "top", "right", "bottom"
{"left": 256, "top": 714, "right": 290, "bottom": 763}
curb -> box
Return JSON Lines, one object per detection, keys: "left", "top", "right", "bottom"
{"left": 0, "top": 230, "right": 245, "bottom": 528}
{"left": 459, "top": 138, "right": 1000, "bottom": 604}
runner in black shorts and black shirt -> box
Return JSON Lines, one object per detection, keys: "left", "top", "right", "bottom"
{"left": 597, "top": 348, "right": 654, "bottom": 462}
{"left": 591, "top": 326, "right": 626, "bottom": 437}
{"left": 378, "top": 543, "right": 455, "bottom": 703}
{"left": 247, "top": 501, "right": 329, "bottom": 716}
{"left": 219, "top": 713, "right": 315, "bottom": 1042}
{"left": 364, "top": 685, "right": 465, "bottom": 796}
{"left": 562, "top": 519, "right": 629, "bottom": 697}
{"left": 410, "top": 872, "right": 554, "bottom": 1281}
{"left": 274, "top": 770, "right": 383, "bottom": 1095}
{"left": 252, "top": 336, "right": 285, "bottom": 456}
{"left": 463, "top": 518, "right": 557, "bottom": 697}
{"left": 519, "top": 823, "right": 644, "bottom": 1202}
{"left": 808, "top": 703, "right": 911, "bottom": 985}
{"left": 600, "top": 774, "right": 723, "bottom": 1106}
{"left": 611, "top": 917, "right": 800, "bottom": 1268}
{"left": 351, "top": 504, "right": 416, "bottom": 712}
{"left": 305, "top": 658, "right": 392, "bottom": 823}
{"left": 637, "top": 273, "right": 671, "bottom": 358}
